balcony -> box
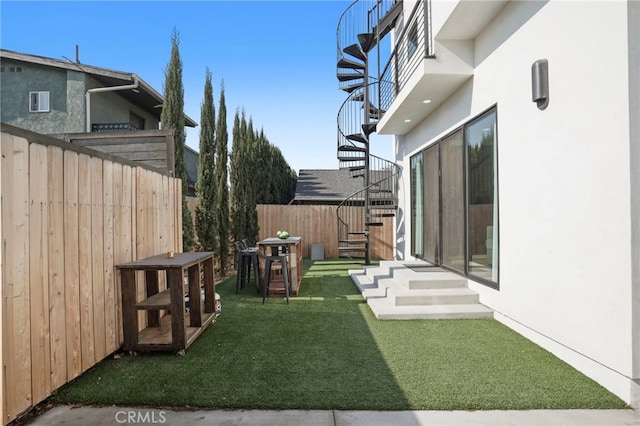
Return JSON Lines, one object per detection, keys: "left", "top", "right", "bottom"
{"left": 92, "top": 123, "right": 140, "bottom": 132}
{"left": 376, "top": 0, "right": 507, "bottom": 135}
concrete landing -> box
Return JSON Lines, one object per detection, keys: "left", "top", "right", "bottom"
{"left": 349, "top": 261, "right": 493, "bottom": 320}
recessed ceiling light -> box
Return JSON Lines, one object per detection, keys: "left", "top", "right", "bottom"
{"left": 404, "top": 119, "right": 412, "bottom": 123}
{"left": 422, "top": 99, "right": 432, "bottom": 104}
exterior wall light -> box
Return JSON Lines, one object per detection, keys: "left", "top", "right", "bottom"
{"left": 532, "top": 59, "right": 549, "bottom": 110}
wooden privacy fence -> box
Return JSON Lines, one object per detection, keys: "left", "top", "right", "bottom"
{"left": 256, "top": 204, "right": 393, "bottom": 260}
{"left": 1, "top": 125, "right": 182, "bottom": 425}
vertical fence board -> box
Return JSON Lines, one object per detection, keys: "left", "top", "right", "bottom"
{"left": 134, "top": 168, "right": 151, "bottom": 330}
{"left": 47, "top": 145, "right": 67, "bottom": 390}
{"left": 177, "top": 179, "right": 183, "bottom": 251}
{"left": 2, "top": 135, "right": 32, "bottom": 420}
{"left": 147, "top": 170, "right": 156, "bottom": 258}
{"left": 159, "top": 176, "right": 169, "bottom": 293}
{"left": 169, "top": 178, "right": 176, "bottom": 251}
{"left": 117, "top": 165, "right": 134, "bottom": 345}
{"left": 63, "top": 151, "right": 81, "bottom": 381}
{"left": 114, "top": 162, "right": 134, "bottom": 337}
{"left": 153, "top": 170, "right": 161, "bottom": 256}
{"left": 78, "top": 154, "right": 95, "bottom": 371}
{"left": 29, "top": 142, "right": 51, "bottom": 404}
{"left": 133, "top": 168, "right": 145, "bottom": 331}
{"left": 113, "top": 162, "right": 126, "bottom": 331}
{"left": 90, "top": 157, "right": 106, "bottom": 361}
{"left": 102, "top": 160, "right": 116, "bottom": 353}
{"left": 1, "top": 127, "right": 4, "bottom": 425}
{"left": 135, "top": 168, "right": 147, "bottom": 258}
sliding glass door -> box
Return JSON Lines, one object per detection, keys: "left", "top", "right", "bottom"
{"left": 411, "top": 144, "right": 440, "bottom": 264}
{"left": 423, "top": 144, "right": 440, "bottom": 263}
{"left": 441, "top": 130, "right": 465, "bottom": 272}
{"left": 409, "top": 107, "right": 499, "bottom": 287}
{"left": 465, "top": 110, "right": 498, "bottom": 282}
{"left": 410, "top": 154, "right": 424, "bottom": 257}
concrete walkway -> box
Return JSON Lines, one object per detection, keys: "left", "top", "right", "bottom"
{"left": 25, "top": 405, "right": 640, "bottom": 426}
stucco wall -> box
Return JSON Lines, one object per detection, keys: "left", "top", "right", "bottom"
{"left": 0, "top": 60, "right": 74, "bottom": 133}
{"left": 0, "top": 61, "right": 160, "bottom": 134}
{"left": 87, "top": 75, "right": 159, "bottom": 131}
{"left": 395, "top": 0, "right": 638, "bottom": 404}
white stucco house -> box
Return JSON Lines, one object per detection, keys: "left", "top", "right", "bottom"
{"left": 336, "top": 0, "right": 639, "bottom": 408}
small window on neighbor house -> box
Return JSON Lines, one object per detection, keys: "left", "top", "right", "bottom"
{"left": 29, "top": 91, "right": 50, "bottom": 112}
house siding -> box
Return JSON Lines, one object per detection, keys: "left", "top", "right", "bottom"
{"left": 395, "top": 0, "right": 638, "bottom": 406}
{"left": 86, "top": 75, "right": 159, "bottom": 131}
{"left": 1, "top": 59, "right": 71, "bottom": 133}
{"left": 0, "top": 58, "right": 160, "bottom": 135}
{"left": 67, "top": 70, "right": 86, "bottom": 132}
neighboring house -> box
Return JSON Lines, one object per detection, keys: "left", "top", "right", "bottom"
{"left": 0, "top": 48, "right": 199, "bottom": 188}
{"left": 0, "top": 48, "right": 197, "bottom": 134}
{"left": 294, "top": 169, "right": 364, "bottom": 205}
{"left": 337, "top": 0, "right": 638, "bottom": 408}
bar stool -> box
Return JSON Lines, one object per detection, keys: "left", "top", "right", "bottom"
{"left": 242, "top": 239, "right": 257, "bottom": 251}
{"left": 262, "top": 250, "right": 290, "bottom": 304}
{"left": 235, "top": 242, "right": 259, "bottom": 294}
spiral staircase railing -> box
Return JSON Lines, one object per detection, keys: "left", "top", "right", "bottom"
{"left": 336, "top": 154, "right": 399, "bottom": 261}
{"left": 336, "top": 0, "right": 402, "bottom": 263}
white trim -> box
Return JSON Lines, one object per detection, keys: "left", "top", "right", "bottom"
{"left": 29, "top": 91, "right": 49, "bottom": 112}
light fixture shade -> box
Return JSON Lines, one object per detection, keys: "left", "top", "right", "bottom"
{"left": 532, "top": 59, "right": 549, "bottom": 110}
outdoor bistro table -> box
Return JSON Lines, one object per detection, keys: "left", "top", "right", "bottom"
{"left": 117, "top": 252, "right": 216, "bottom": 352}
{"left": 257, "top": 236, "right": 303, "bottom": 296}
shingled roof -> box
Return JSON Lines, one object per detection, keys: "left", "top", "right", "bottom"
{"left": 294, "top": 169, "right": 364, "bottom": 204}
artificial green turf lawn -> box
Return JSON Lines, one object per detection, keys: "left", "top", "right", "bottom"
{"left": 50, "top": 259, "right": 627, "bottom": 410}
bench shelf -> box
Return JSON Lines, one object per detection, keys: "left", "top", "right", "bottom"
{"left": 117, "top": 252, "right": 216, "bottom": 353}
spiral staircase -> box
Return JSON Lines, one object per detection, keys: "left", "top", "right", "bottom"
{"left": 336, "top": 0, "right": 403, "bottom": 264}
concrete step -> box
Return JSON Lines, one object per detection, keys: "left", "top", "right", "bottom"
{"left": 367, "top": 297, "right": 494, "bottom": 320}
{"left": 349, "top": 269, "right": 387, "bottom": 299}
{"left": 349, "top": 262, "right": 493, "bottom": 320}
{"left": 366, "top": 261, "right": 468, "bottom": 289}
{"left": 350, "top": 269, "right": 474, "bottom": 303}
{"left": 388, "top": 285, "right": 480, "bottom": 306}
{"left": 392, "top": 269, "right": 468, "bottom": 290}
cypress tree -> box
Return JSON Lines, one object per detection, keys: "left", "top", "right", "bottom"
{"left": 214, "top": 81, "right": 230, "bottom": 272}
{"left": 229, "top": 109, "right": 297, "bottom": 244}
{"left": 161, "top": 28, "right": 195, "bottom": 251}
{"left": 254, "top": 129, "right": 272, "bottom": 204}
{"left": 230, "top": 109, "right": 244, "bottom": 244}
{"left": 230, "top": 111, "right": 259, "bottom": 244}
{"left": 195, "top": 68, "right": 216, "bottom": 251}
{"left": 245, "top": 117, "right": 259, "bottom": 242}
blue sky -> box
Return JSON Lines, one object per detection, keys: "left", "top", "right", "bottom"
{"left": 1, "top": 0, "right": 392, "bottom": 172}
